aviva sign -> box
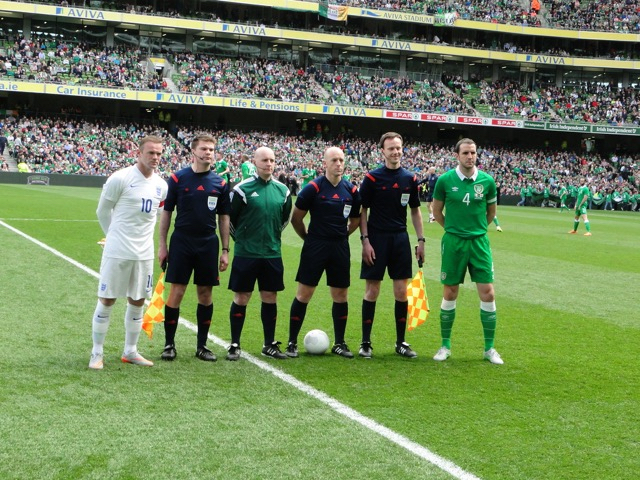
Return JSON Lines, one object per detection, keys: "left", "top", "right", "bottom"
{"left": 371, "top": 39, "right": 411, "bottom": 50}
{"left": 156, "top": 93, "right": 205, "bottom": 105}
{"left": 55, "top": 7, "right": 105, "bottom": 19}
{"left": 525, "top": 54, "right": 566, "bottom": 65}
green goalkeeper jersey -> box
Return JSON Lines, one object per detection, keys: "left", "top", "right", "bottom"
{"left": 433, "top": 168, "right": 497, "bottom": 239}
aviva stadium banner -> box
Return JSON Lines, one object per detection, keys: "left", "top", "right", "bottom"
{"left": 319, "top": 0, "right": 348, "bottom": 21}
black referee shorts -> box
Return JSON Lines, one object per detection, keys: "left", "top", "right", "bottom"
{"left": 360, "top": 230, "right": 412, "bottom": 281}
{"left": 166, "top": 229, "right": 220, "bottom": 286}
{"left": 228, "top": 256, "right": 285, "bottom": 293}
{"left": 295, "top": 236, "right": 350, "bottom": 288}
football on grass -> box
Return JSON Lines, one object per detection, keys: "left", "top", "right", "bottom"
{"left": 303, "top": 329, "right": 330, "bottom": 355}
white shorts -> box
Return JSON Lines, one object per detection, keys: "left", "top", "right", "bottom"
{"left": 98, "top": 257, "right": 154, "bottom": 300}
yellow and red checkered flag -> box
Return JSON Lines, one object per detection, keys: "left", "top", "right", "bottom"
{"left": 407, "top": 267, "right": 429, "bottom": 331}
{"left": 143, "top": 271, "right": 166, "bottom": 339}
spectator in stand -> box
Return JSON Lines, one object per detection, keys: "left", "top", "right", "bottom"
{"left": 0, "top": 131, "right": 7, "bottom": 156}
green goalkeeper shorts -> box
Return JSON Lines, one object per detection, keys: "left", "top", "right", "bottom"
{"left": 440, "top": 232, "right": 494, "bottom": 285}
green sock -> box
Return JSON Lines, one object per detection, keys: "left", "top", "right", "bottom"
{"left": 493, "top": 217, "right": 500, "bottom": 227}
{"left": 573, "top": 220, "right": 579, "bottom": 231}
{"left": 585, "top": 221, "right": 590, "bottom": 232}
{"left": 440, "top": 308, "right": 455, "bottom": 349}
{"left": 481, "top": 309, "right": 497, "bottom": 351}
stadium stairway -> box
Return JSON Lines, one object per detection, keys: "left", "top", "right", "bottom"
{"left": 464, "top": 85, "right": 492, "bottom": 118}
{"left": 1, "top": 152, "right": 18, "bottom": 172}
{"left": 164, "top": 74, "right": 179, "bottom": 92}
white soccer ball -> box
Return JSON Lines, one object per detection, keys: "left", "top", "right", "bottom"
{"left": 303, "top": 329, "right": 330, "bottom": 355}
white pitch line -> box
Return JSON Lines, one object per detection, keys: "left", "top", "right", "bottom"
{"left": 0, "top": 218, "right": 98, "bottom": 222}
{"left": 1, "top": 219, "right": 481, "bottom": 480}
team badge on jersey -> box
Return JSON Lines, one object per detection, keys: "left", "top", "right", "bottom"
{"left": 343, "top": 204, "right": 352, "bottom": 218}
{"left": 474, "top": 184, "right": 484, "bottom": 200}
{"left": 208, "top": 196, "right": 218, "bottom": 211}
{"left": 400, "top": 193, "right": 410, "bottom": 206}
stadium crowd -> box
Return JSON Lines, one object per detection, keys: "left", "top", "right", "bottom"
{"left": 4, "top": 34, "right": 640, "bottom": 126}
{"left": 11, "top": 0, "right": 639, "bottom": 34}
{"left": 0, "top": 39, "right": 167, "bottom": 90}
{"left": 139, "top": 0, "right": 637, "bottom": 32}
{"left": 172, "top": 55, "right": 322, "bottom": 103}
{"left": 2, "top": 114, "right": 637, "bottom": 209}
{"left": 473, "top": 79, "right": 640, "bottom": 125}
{"left": 546, "top": 0, "right": 640, "bottom": 32}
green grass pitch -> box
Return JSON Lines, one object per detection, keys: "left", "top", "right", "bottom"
{"left": 0, "top": 184, "right": 638, "bottom": 479}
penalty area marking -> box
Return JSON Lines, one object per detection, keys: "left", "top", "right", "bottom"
{"left": 1, "top": 219, "right": 481, "bottom": 480}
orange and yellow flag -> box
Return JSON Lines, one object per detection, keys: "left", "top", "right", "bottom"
{"left": 407, "top": 269, "right": 429, "bottom": 331}
{"left": 142, "top": 272, "right": 166, "bottom": 339}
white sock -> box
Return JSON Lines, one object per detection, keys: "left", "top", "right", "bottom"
{"left": 480, "top": 301, "right": 496, "bottom": 312}
{"left": 92, "top": 301, "right": 113, "bottom": 355}
{"left": 124, "top": 304, "right": 144, "bottom": 355}
{"left": 441, "top": 299, "right": 457, "bottom": 311}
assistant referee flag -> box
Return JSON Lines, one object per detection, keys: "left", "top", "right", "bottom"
{"left": 142, "top": 272, "right": 166, "bottom": 339}
{"left": 407, "top": 269, "right": 429, "bottom": 331}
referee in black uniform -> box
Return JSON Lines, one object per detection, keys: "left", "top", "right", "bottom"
{"left": 358, "top": 132, "right": 425, "bottom": 358}
{"left": 285, "top": 146, "right": 362, "bottom": 358}
{"left": 158, "top": 133, "right": 231, "bottom": 362}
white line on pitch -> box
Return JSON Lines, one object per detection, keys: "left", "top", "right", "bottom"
{"left": 1, "top": 219, "right": 481, "bottom": 480}
{"left": 0, "top": 218, "right": 98, "bottom": 222}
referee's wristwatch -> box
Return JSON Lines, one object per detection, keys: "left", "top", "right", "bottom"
{"left": 417, "top": 237, "right": 426, "bottom": 243}
{"left": 360, "top": 234, "right": 369, "bottom": 241}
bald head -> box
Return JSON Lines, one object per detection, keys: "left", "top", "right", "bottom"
{"left": 254, "top": 146, "right": 276, "bottom": 180}
{"left": 324, "top": 146, "right": 345, "bottom": 184}
{"left": 324, "top": 146, "right": 344, "bottom": 162}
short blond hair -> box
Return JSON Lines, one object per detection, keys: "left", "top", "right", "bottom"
{"left": 139, "top": 135, "right": 163, "bottom": 151}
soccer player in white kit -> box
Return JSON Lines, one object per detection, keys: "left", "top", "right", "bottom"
{"left": 89, "top": 135, "right": 168, "bottom": 369}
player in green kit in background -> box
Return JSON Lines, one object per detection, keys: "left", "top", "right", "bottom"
{"left": 558, "top": 183, "right": 569, "bottom": 212}
{"left": 301, "top": 160, "right": 316, "bottom": 188}
{"left": 240, "top": 153, "right": 256, "bottom": 180}
{"left": 216, "top": 152, "right": 230, "bottom": 183}
{"left": 431, "top": 138, "right": 503, "bottom": 365}
{"left": 568, "top": 177, "right": 592, "bottom": 236}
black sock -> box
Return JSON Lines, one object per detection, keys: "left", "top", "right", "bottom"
{"left": 395, "top": 300, "right": 408, "bottom": 344}
{"left": 229, "top": 302, "right": 246, "bottom": 345}
{"left": 164, "top": 305, "right": 179, "bottom": 346}
{"left": 288, "top": 298, "right": 308, "bottom": 344}
{"left": 197, "top": 303, "right": 213, "bottom": 348}
{"left": 332, "top": 301, "right": 348, "bottom": 344}
{"left": 261, "top": 302, "right": 277, "bottom": 345}
{"left": 362, "top": 299, "right": 376, "bottom": 343}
